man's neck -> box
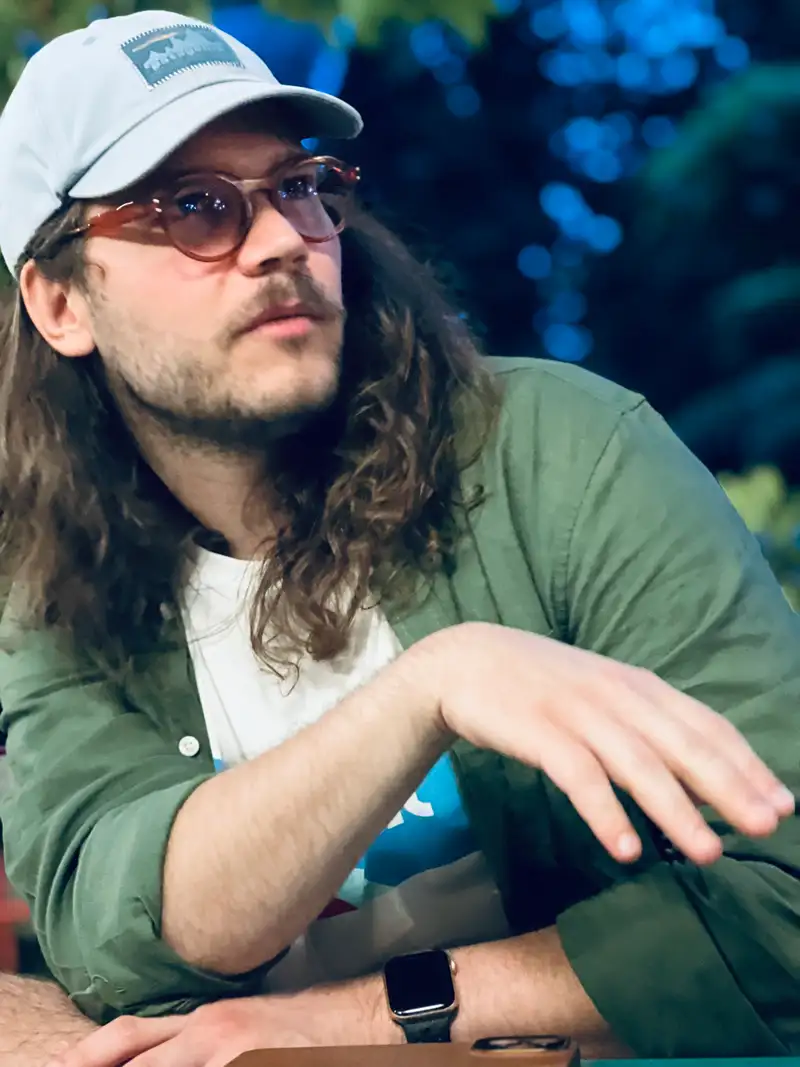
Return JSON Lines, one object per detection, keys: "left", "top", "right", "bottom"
{"left": 134, "top": 424, "right": 275, "bottom": 561}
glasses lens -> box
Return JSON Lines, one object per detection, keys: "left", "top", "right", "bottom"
{"left": 162, "top": 176, "right": 246, "bottom": 259}
{"left": 277, "top": 161, "right": 354, "bottom": 240}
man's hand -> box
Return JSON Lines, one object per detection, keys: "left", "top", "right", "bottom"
{"left": 419, "top": 622, "right": 795, "bottom": 865}
{"left": 46, "top": 981, "right": 397, "bottom": 1067}
{"left": 158, "top": 618, "right": 795, "bottom": 976}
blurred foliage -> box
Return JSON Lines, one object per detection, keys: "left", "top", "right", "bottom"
{"left": 586, "top": 54, "right": 800, "bottom": 484}
{"left": 261, "top": 0, "right": 497, "bottom": 45}
{"left": 0, "top": 0, "right": 497, "bottom": 110}
{"left": 720, "top": 466, "right": 800, "bottom": 609}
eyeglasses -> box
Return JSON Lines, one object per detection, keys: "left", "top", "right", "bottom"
{"left": 53, "top": 155, "right": 360, "bottom": 263}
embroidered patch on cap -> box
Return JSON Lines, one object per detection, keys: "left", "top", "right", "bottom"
{"left": 122, "top": 24, "right": 244, "bottom": 88}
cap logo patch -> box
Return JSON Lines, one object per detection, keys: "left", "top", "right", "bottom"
{"left": 121, "top": 24, "right": 244, "bottom": 87}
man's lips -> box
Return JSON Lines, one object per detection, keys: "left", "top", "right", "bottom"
{"left": 243, "top": 304, "right": 322, "bottom": 334}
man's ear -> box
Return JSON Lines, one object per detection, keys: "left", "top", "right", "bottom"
{"left": 18, "top": 260, "right": 96, "bottom": 357}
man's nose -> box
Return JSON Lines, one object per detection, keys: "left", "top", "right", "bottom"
{"left": 235, "top": 196, "right": 309, "bottom": 277}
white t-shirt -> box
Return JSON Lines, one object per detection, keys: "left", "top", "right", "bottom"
{"left": 180, "top": 547, "right": 510, "bottom": 992}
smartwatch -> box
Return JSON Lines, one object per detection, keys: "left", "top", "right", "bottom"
{"left": 383, "top": 949, "right": 458, "bottom": 1044}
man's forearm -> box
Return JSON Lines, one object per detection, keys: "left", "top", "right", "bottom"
{"left": 318, "top": 927, "right": 632, "bottom": 1059}
{"left": 163, "top": 643, "right": 450, "bottom": 974}
{"left": 451, "top": 927, "right": 633, "bottom": 1058}
{"left": 0, "top": 974, "right": 96, "bottom": 1067}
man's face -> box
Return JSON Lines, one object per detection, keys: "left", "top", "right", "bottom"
{"left": 80, "top": 111, "right": 346, "bottom": 447}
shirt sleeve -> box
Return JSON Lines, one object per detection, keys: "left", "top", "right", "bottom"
{"left": 554, "top": 397, "right": 800, "bottom": 1056}
{"left": 0, "top": 627, "right": 273, "bottom": 1022}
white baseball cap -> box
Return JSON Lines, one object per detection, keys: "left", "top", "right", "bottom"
{"left": 0, "top": 9, "right": 363, "bottom": 274}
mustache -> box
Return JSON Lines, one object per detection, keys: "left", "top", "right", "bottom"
{"left": 221, "top": 273, "right": 345, "bottom": 346}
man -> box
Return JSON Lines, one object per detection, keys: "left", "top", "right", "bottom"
{"left": 0, "top": 8, "right": 798, "bottom": 1067}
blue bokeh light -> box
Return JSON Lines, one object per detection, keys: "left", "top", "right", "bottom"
{"left": 681, "top": 11, "right": 725, "bottom": 48}
{"left": 604, "top": 112, "right": 635, "bottom": 143}
{"left": 540, "top": 49, "right": 591, "bottom": 85}
{"left": 392, "top": 0, "right": 743, "bottom": 356}
{"left": 657, "top": 50, "right": 700, "bottom": 91}
{"left": 330, "top": 14, "right": 357, "bottom": 48}
{"left": 616, "top": 52, "right": 652, "bottom": 89}
{"left": 564, "top": 116, "right": 604, "bottom": 151}
{"left": 641, "top": 114, "right": 678, "bottom": 147}
{"left": 540, "top": 182, "right": 589, "bottom": 223}
{"left": 446, "top": 85, "right": 482, "bottom": 117}
{"left": 531, "top": 5, "right": 568, "bottom": 41}
{"left": 543, "top": 323, "right": 595, "bottom": 362}
{"left": 640, "top": 23, "right": 679, "bottom": 58}
{"left": 211, "top": 4, "right": 350, "bottom": 97}
{"left": 433, "top": 57, "right": 467, "bottom": 84}
{"left": 564, "top": 0, "right": 609, "bottom": 47}
{"left": 550, "top": 289, "right": 589, "bottom": 323}
{"left": 584, "top": 215, "right": 624, "bottom": 253}
{"left": 715, "top": 36, "right": 751, "bottom": 71}
{"left": 518, "top": 245, "right": 554, "bottom": 280}
{"left": 14, "top": 29, "right": 42, "bottom": 57}
{"left": 581, "top": 149, "right": 624, "bottom": 182}
{"left": 409, "top": 21, "right": 450, "bottom": 67}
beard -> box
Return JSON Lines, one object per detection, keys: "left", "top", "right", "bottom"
{"left": 88, "top": 272, "right": 345, "bottom": 455}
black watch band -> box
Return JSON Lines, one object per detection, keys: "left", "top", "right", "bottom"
{"left": 400, "top": 1015, "right": 453, "bottom": 1044}
{"left": 384, "top": 949, "right": 458, "bottom": 1045}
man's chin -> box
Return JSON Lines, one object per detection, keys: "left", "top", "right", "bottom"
{"left": 225, "top": 379, "right": 342, "bottom": 443}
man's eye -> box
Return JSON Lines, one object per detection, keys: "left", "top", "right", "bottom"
{"left": 172, "top": 190, "right": 229, "bottom": 216}
{"left": 279, "top": 175, "right": 318, "bottom": 200}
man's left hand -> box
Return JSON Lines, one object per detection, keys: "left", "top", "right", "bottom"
{"left": 46, "top": 980, "right": 398, "bottom": 1067}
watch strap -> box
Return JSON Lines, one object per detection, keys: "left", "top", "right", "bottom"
{"left": 400, "top": 1015, "right": 453, "bottom": 1044}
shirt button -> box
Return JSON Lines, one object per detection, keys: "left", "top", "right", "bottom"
{"left": 178, "top": 736, "right": 200, "bottom": 758}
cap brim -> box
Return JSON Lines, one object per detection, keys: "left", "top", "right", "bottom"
{"left": 70, "top": 79, "right": 362, "bottom": 200}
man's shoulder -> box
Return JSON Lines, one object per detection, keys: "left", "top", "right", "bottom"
{"left": 477, "top": 358, "right": 648, "bottom": 476}
{"left": 455, "top": 358, "right": 651, "bottom": 522}
{"left": 484, "top": 356, "right": 645, "bottom": 424}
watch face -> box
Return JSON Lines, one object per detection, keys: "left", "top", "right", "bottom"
{"left": 385, "top": 950, "right": 455, "bottom": 1017}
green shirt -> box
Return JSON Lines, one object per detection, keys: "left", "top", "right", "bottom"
{"left": 1, "top": 358, "right": 799, "bottom": 1056}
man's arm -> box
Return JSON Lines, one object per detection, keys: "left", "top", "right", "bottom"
{"left": 162, "top": 652, "right": 449, "bottom": 972}
{"left": 50, "top": 930, "right": 635, "bottom": 1067}
{"left": 359, "top": 928, "right": 633, "bottom": 1058}
{"left": 0, "top": 974, "right": 96, "bottom": 1067}
{"left": 542, "top": 382, "right": 800, "bottom": 1055}
{"left": 324, "top": 928, "right": 634, "bottom": 1058}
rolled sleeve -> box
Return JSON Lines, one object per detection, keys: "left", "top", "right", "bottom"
{"left": 62, "top": 781, "right": 273, "bottom": 1022}
{"left": 0, "top": 627, "right": 274, "bottom": 1021}
{"left": 557, "top": 862, "right": 787, "bottom": 1057}
{"left": 552, "top": 394, "right": 800, "bottom": 1055}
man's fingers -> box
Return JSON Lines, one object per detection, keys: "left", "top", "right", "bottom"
{"left": 533, "top": 723, "right": 644, "bottom": 863}
{"left": 125, "top": 1039, "right": 201, "bottom": 1067}
{"left": 561, "top": 702, "right": 724, "bottom": 864}
{"left": 628, "top": 669, "right": 795, "bottom": 816}
{"left": 47, "top": 1016, "right": 187, "bottom": 1067}
{"left": 614, "top": 672, "right": 790, "bottom": 834}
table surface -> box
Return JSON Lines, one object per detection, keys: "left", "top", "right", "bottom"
{"left": 231, "top": 1054, "right": 800, "bottom": 1067}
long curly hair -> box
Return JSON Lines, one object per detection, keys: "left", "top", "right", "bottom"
{"left": 0, "top": 203, "right": 500, "bottom": 676}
